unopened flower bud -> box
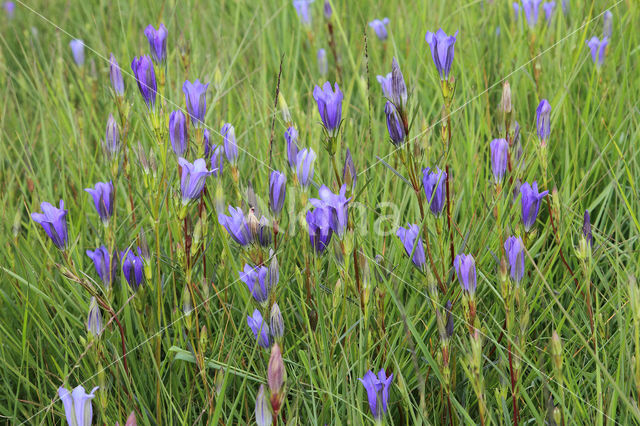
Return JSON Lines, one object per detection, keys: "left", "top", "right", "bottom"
{"left": 500, "top": 81, "right": 512, "bottom": 114}
{"left": 268, "top": 343, "right": 285, "bottom": 394}
{"left": 270, "top": 302, "right": 284, "bottom": 340}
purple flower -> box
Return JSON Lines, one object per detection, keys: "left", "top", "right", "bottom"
{"left": 256, "top": 216, "right": 272, "bottom": 247}
{"left": 504, "top": 236, "right": 525, "bottom": 283}
{"left": 513, "top": 2, "right": 521, "bottom": 20}
{"left": 583, "top": 210, "right": 593, "bottom": 247}
{"left": 104, "top": 114, "right": 120, "bottom": 157}
{"left": 178, "top": 158, "right": 212, "bottom": 204}
{"left": 396, "top": 224, "right": 426, "bottom": 270}
{"left": 183, "top": 79, "right": 209, "bottom": 128}
{"left": 31, "top": 200, "right": 68, "bottom": 250}
{"left": 520, "top": 181, "right": 548, "bottom": 231}
{"left": 454, "top": 253, "right": 477, "bottom": 295}
{"left": 218, "top": 206, "right": 251, "bottom": 246}
{"left": 536, "top": 99, "right": 551, "bottom": 141}
{"left": 586, "top": 36, "right": 608, "bottom": 67}
{"left": 306, "top": 206, "right": 333, "bottom": 254}
{"left": 358, "top": 369, "right": 393, "bottom": 420}
{"left": 58, "top": 385, "right": 99, "bottom": 426}
{"left": 385, "top": 102, "right": 406, "bottom": 146}
{"left": 313, "top": 81, "right": 344, "bottom": 137}
{"left": 69, "top": 39, "right": 85, "bottom": 66}
{"left": 4, "top": 2, "right": 15, "bottom": 19}
{"left": 247, "top": 309, "right": 270, "bottom": 348}
{"left": 210, "top": 144, "right": 225, "bottom": 178}
{"left": 144, "top": 23, "right": 168, "bottom": 65}
{"left": 169, "top": 110, "right": 189, "bottom": 156}
{"left": 222, "top": 123, "right": 238, "bottom": 164}
{"left": 490, "top": 138, "right": 509, "bottom": 183}
{"left": 285, "top": 126, "right": 299, "bottom": 169}
{"left": 543, "top": 2, "right": 555, "bottom": 25}
{"left": 522, "top": 0, "right": 542, "bottom": 27}
{"left": 255, "top": 385, "right": 272, "bottom": 426}
{"left": 368, "top": 18, "right": 390, "bottom": 41}
{"left": 317, "top": 48, "right": 328, "bottom": 76}
{"left": 603, "top": 10, "right": 612, "bottom": 39}
{"left": 561, "top": 0, "right": 569, "bottom": 15}
{"left": 293, "top": 0, "right": 313, "bottom": 27}
{"left": 425, "top": 29, "right": 458, "bottom": 80}
{"left": 121, "top": 247, "right": 144, "bottom": 290}
{"left": 87, "top": 297, "right": 103, "bottom": 337}
{"left": 296, "top": 148, "right": 316, "bottom": 189}
{"left": 270, "top": 171, "right": 287, "bottom": 215}
{"left": 131, "top": 55, "right": 157, "bottom": 109}
{"left": 85, "top": 181, "right": 114, "bottom": 224}
{"left": 270, "top": 302, "right": 284, "bottom": 339}
{"left": 389, "top": 57, "right": 408, "bottom": 112}
{"left": 203, "top": 129, "right": 212, "bottom": 159}
{"left": 109, "top": 53, "right": 124, "bottom": 95}
{"left": 240, "top": 264, "right": 270, "bottom": 304}
{"left": 310, "top": 184, "right": 350, "bottom": 238}
{"left": 422, "top": 166, "right": 447, "bottom": 216}
{"left": 377, "top": 72, "right": 393, "bottom": 100}
{"left": 86, "top": 246, "right": 118, "bottom": 289}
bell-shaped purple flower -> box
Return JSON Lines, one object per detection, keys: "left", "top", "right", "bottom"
{"left": 222, "top": 123, "right": 238, "bottom": 165}
{"left": 522, "top": 0, "right": 542, "bottom": 27}
{"left": 583, "top": 210, "right": 593, "bottom": 247}
{"left": 285, "top": 126, "right": 299, "bottom": 169}
{"left": 104, "top": 114, "right": 120, "bottom": 158}
{"left": 293, "top": 0, "right": 313, "bottom": 26}
{"left": 425, "top": 29, "right": 458, "bottom": 80}
{"left": 247, "top": 309, "right": 270, "bottom": 348}
{"left": 520, "top": 181, "right": 548, "bottom": 231}
{"left": 58, "top": 385, "right": 99, "bottom": 426}
{"left": 131, "top": 55, "right": 157, "bottom": 109}
{"left": 121, "top": 247, "right": 144, "bottom": 291}
{"left": 69, "top": 39, "right": 85, "bottom": 66}
{"left": 536, "top": 99, "right": 551, "bottom": 141}
{"left": 396, "top": 224, "right": 426, "bottom": 270}
{"left": 422, "top": 167, "right": 447, "bottom": 216}
{"left": 377, "top": 72, "right": 393, "bottom": 100}
{"left": 240, "top": 264, "right": 270, "bottom": 304}
{"left": 296, "top": 148, "right": 316, "bottom": 189}
{"left": 86, "top": 246, "right": 118, "bottom": 288}
{"left": 513, "top": 2, "right": 521, "bottom": 19}
{"left": 313, "top": 81, "right": 344, "bottom": 137}
{"left": 586, "top": 36, "right": 608, "bottom": 67}
{"left": 454, "top": 253, "right": 477, "bottom": 295}
{"left": 310, "top": 184, "right": 350, "bottom": 239}
{"left": 183, "top": 79, "right": 209, "bottom": 128}
{"left": 169, "top": 110, "right": 189, "bottom": 156}
{"left": 317, "top": 48, "right": 328, "bottom": 77}
{"left": 306, "top": 206, "right": 333, "bottom": 254}
{"left": 31, "top": 200, "right": 68, "bottom": 250}
{"left": 218, "top": 206, "right": 251, "bottom": 246}
{"left": 389, "top": 57, "right": 408, "bottom": 112}
{"left": 144, "top": 23, "right": 168, "bottom": 65}
{"left": 85, "top": 181, "right": 114, "bottom": 224}
{"left": 323, "top": 0, "right": 332, "bottom": 19}
{"left": 543, "top": 2, "right": 555, "bottom": 25}
{"left": 4, "top": 2, "right": 15, "bottom": 19}
{"left": 358, "top": 369, "right": 393, "bottom": 420}
{"left": 490, "top": 138, "right": 509, "bottom": 184}
{"left": 210, "top": 144, "right": 225, "bottom": 178}
{"left": 109, "top": 53, "right": 124, "bottom": 96}
{"left": 270, "top": 171, "right": 287, "bottom": 215}
{"left": 504, "top": 236, "right": 525, "bottom": 283}
{"left": 603, "top": 10, "right": 612, "bottom": 39}
{"left": 385, "top": 102, "right": 406, "bottom": 146}
{"left": 178, "top": 158, "right": 212, "bottom": 204}
{"left": 368, "top": 18, "right": 390, "bottom": 41}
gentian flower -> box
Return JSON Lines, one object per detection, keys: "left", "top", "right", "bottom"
{"left": 256, "top": 216, "right": 272, "bottom": 247}
{"left": 561, "top": 0, "right": 569, "bottom": 15}
{"left": 396, "top": 224, "right": 426, "bottom": 270}
{"left": 385, "top": 102, "right": 406, "bottom": 146}
{"left": 313, "top": 81, "right": 344, "bottom": 137}
{"left": 389, "top": 57, "right": 408, "bottom": 112}
{"left": 583, "top": 210, "right": 593, "bottom": 247}
{"left": 58, "top": 385, "right": 98, "bottom": 426}
{"left": 131, "top": 55, "right": 157, "bottom": 109}
{"left": 543, "top": 2, "right": 555, "bottom": 25}
{"left": 218, "top": 206, "right": 251, "bottom": 246}
{"left": 104, "top": 114, "right": 120, "bottom": 158}
{"left": 323, "top": 0, "right": 332, "bottom": 19}
{"left": 4, "top": 2, "right": 15, "bottom": 19}
{"left": 86, "top": 246, "right": 118, "bottom": 288}
{"left": 247, "top": 309, "right": 270, "bottom": 348}
{"left": 425, "top": 29, "right": 458, "bottom": 80}
{"left": 586, "top": 36, "right": 608, "bottom": 67}
{"left": 240, "top": 264, "right": 271, "bottom": 304}
{"left": 522, "top": 0, "right": 542, "bottom": 27}
{"left": 306, "top": 206, "right": 333, "bottom": 254}
{"left": 31, "top": 200, "right": 68, "bottom": 250}
{"left": 504, "top": 236, "right": 525, "bottom": 283}
{"left": 603, "top": 10, "right": 612, "bottom": 39}
{"left": 513, "top": 2, "right": 521, "bottom": 20}
{"left": 270, "top": 302, "right": 284, "bottom": 339}
{"left": 87, "top": 297, "right": 103, "bottom": 337}
{"left": 144, "top": 23, "right": 168, "bottom": 65}
{"left": 203, "top": 129, "right": 212, "bottom": 159}
{"left": 255, "top": 385, "right": 272, "bottom": 426}
{"left": 296, "top": 148, "right": 316, "bottom": 189}
{"left": 178, "top": 158, "right": 213, "bottom": 204}
{"left": 454, "top": 253, "right": 477, "bottom": 295}
{"left": 210, "top": 144, "right": 225, "bottom": 178}
{"left": 121, "top": 247, "right": 144, "bottom": 290}
{"left": 536, "top": 99, "right": 551, "bottom": 141}
{"left": 169, "top": 110, "right": 189, "bottom": 156}
{"left": 269, "top": 171, "right": 287, "bottom": 215}
{"left": 69, "top": 39, "right": 85, "bottom": 66}
{"left": 490, "top": 138, "right": 509, "bottom": 184}
{"left": 377, "top": 72, "right": 393, "bottom": 100}
{"left": 222, "top": 123, "right": 238, "bottom": 164}
{"left": 520, "top": 181, "right": 549, "bottom": 231}
{"left": 183, "top": 79, "right": 209, "bottom": 128}
{"left": 422, "top": 167, "right": 447, "bottom": 216}
{"left": 285, "top": 126, "right": 299, "bottom": 169}
{"left": 85, "top": 181, "right": 114, "bottom": 224}
{"left": 368, "top": 18, "right": 390, "bottom": 41}
{"left": 109, "top": 53, "right": 124, "bottom": 96}
{"left": 293, "top": 0, "right": 313, "bottom": 27}
{"left": 358, "top": 369, "right": 393, "bottom": 420}
{"left": 317, "top": 48, "right": 328, "bottom": 76}
{"left": 310, "top": 184, "right": 350, "bottom": 238}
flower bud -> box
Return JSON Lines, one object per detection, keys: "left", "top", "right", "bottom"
{"left": 255, "top": 385, "right": 272, "bottom": 426}
{"left": 500, "top": 81, "right": 512, "bottom": 114}
{"left": 268, "top": 343, "right": 285, "bottom": 395}
{"left": 270, "top": 302, "right": 284, "bottom": 339}
{"left": 87, "top": 297, "right": 103, "bottom": 337}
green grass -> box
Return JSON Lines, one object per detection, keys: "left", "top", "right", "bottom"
{"left": 1, "top": 0, "right": 639, "bottom": 424}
